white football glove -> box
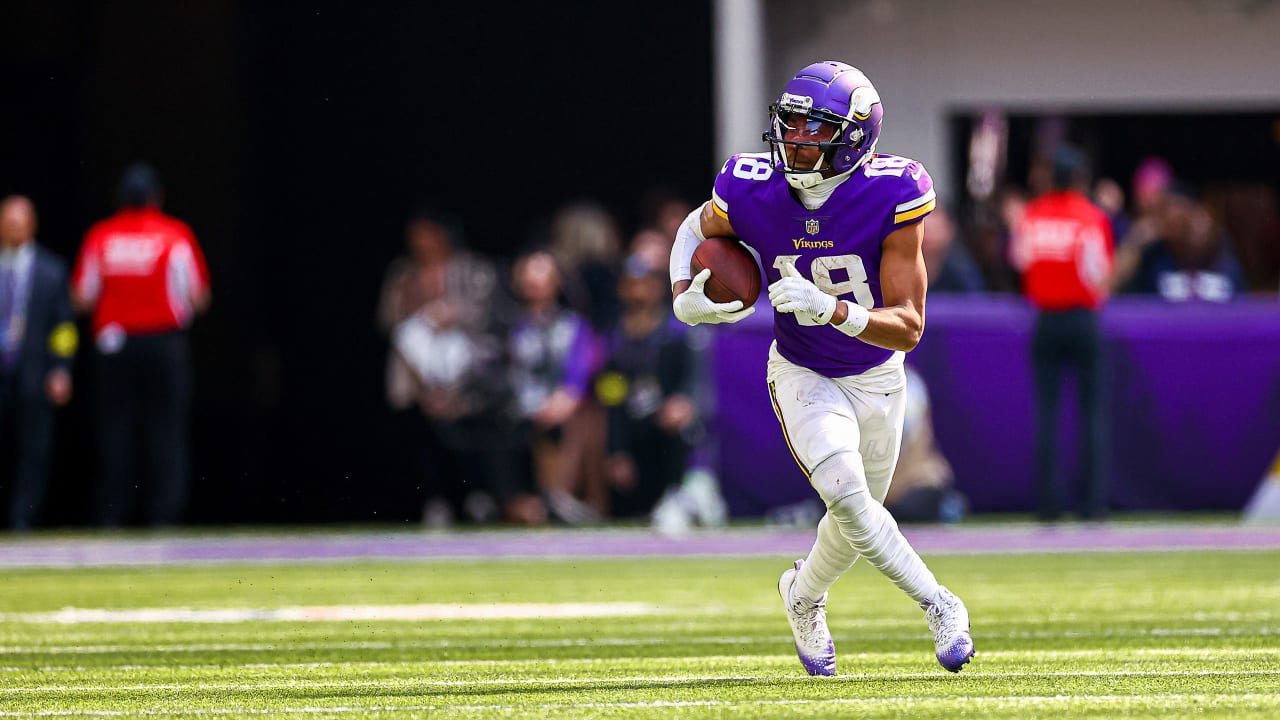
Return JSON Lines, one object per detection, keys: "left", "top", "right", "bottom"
{"left": 673, "top": 268, "right": 757, "bottom": 326}
{"left": 769, "top": 259, "right": 837, "bottom": 326}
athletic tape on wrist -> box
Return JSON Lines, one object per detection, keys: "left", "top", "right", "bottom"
{"left": 833, "top": 300, "right": 870, "bottom": 336}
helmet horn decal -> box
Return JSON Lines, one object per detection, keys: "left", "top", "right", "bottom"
{"left": 849, "top": 86, "right": 882, "bottom": 122}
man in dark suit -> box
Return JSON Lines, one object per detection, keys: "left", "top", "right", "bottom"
{"left": 0, "top": 195, "right": 76, "bottom": 531}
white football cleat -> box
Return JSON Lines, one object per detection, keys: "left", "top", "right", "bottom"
{"left": 921, "top": 585, "right": 975, "bottom": 672}
{"left": 778, "top": 559, "right": 836, "bottom": 676}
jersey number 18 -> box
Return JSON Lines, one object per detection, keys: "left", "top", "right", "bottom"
{"left": 774, "top": 254, "right": 875, "bottom": 325}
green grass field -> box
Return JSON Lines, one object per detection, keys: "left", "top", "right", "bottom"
{"left": 1, "top": 545, "right": 1278, "bottom": 718}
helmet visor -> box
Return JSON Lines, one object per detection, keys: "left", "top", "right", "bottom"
{"left": 773, "top": 111, "right": 839, "bottom": 143}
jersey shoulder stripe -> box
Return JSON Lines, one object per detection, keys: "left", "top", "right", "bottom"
{"left": 873, "top": 154, "right": 934, "bottom": 227}
{"left": 711, "top": 189, "right": 729, "bottom": 219}
{"left": 894, "top": 187, "right": 936, "bottom": 224}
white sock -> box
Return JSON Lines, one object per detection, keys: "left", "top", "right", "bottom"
{"left": 831, "top": 492, "right": 940, "bottom": 604}
{"left": 793, "top": 513, "right": 859, "bottom": 602}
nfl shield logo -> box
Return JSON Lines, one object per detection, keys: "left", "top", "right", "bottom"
{"left": 805, "top": 219, "right": 820, "bottom": 235}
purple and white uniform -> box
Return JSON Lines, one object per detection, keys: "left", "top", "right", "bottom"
{"left": 711, "top": 151, "right": 935, "bottom": 378}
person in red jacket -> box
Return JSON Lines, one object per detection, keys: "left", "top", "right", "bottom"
{"left": 1010, "top": 145, "right": 1114, "bottom": 522}
{"left": 71, "top": 164, "right": 211, "bottom": 527}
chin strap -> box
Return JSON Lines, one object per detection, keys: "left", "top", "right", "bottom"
{"left": 784, "top": 170, "right": 828, "bottom": 190}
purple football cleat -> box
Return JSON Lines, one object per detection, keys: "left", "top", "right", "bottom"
{"left": 921, "top": 585, "right": 975, "bottom": 672}
{"left": 778, "top": 559, "right": 836, "bottom": 676}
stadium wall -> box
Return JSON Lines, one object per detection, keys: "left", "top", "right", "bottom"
{"left": 713, "top": 296, "right": 1280, "bottom": 517}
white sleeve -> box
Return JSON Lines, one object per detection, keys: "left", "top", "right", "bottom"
{"left": 669, "top": 205, "right": 708, "bottom": 286}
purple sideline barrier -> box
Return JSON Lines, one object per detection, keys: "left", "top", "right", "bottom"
{"left": 712, "top": 295, "right": 1280, "bottom": 517}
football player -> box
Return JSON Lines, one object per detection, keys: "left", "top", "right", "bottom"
{"left": 668, "top": 61, "right": 974, "bottom": 675}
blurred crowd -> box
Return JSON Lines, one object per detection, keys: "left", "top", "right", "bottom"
{"left": 376, "top": 151, "right": 1279, "bottom": 530}
{"left": 376, "top": 194, "right": 729, "bottom": 531}
{"left": 932, "top": 154, "right": 1280, "bottom": 300}
{"left": 4, "top": 150, "right": 1277, "bottom": 532}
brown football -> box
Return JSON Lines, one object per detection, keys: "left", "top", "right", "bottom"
{"left": 690, "top": 236, "right": 762, "bottom": 306}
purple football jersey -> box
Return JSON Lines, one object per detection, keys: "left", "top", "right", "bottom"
{"left": 711, "top": 152, "right": 936, "bottom": 378}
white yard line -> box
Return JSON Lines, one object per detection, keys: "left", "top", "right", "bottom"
{"left": 1, "top": 669, "right": 1279, "bottom": 695}
{"left": 0, "top": 602, "right": 669, "bottom": 624}
{"left": 2, "top": 604, "right": 1272, "bottom": 627}
{"left": 3, "top": 647, "right": 1280, "bottom": 674}
{"left": 1, "top": 693, "right": 1279, "bottom": 716}
{"left": 1, "top": 626, "right": 1278, "bottom": 656}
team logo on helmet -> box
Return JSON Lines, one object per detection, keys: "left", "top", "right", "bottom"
{"left": 805, "top": 219, "right": 820, "bottom": 235}
{"left": 850, "top": 86, "right": 882, "bottom": 121}
{"left": 778, "top": 93, "right": 814, "bottom": 114}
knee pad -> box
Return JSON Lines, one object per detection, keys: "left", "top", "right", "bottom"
{"left": 809, "top": 451, "right": 870, "bottom": 509}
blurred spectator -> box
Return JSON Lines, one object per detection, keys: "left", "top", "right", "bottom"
{"left": 596, "top": 254, "right": 699, "bottom": 519}
{"left": 630, "top": 190, "right": 693, "bottom": 273}
{"left": 0, "top": 196, "right": 76, "bottom": 531}
{"left": 641, "top": 189, "right": 694, "bottom": 240}
{"left": 72, "top": 164, "right": 210, "bottom": 527}
{"left": 548, "top": 201, "right": 623, "bottom": 335}
{"left": 507, "top": 249, "right": 603, "bottom": 524}
{"left": 539, "top": 201, "right": 623, "bottom": 517}
{"left": 1132, "top": 156, "right": 1174, "bottom": 220}
{"left": 626, "top": 194, "right": 729, "bottom": 533}
{"left": 885, "top": 366, "right": 966, "bottom": 523}
{"left": 1215, "top": 183, "right": 1280, "bottom": 293}
{"left": 922, "top": 206, "right": 985, "bottom": 293}
{"left": 629, "top": 227, "right": 672, "bottom": 276}
{"left": 1117, "top": 189, "right": 1245, "bottom": 301}
{"left": 377, "top": 208, "right": 543, "bottom": 525}
{"left": 1092, "top": 177, "right": 1132, "bottom": 244}
{"left": 968, "top": 186, "right": 1025, "bottom": 293}
{"left": 1010, "top": 145, "right": 1113, "bottom": 522}
{"left": 1110, "top": 156, "right": 1174, "bottom": 287}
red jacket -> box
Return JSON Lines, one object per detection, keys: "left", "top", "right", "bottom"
{"left": 72, "top": 207, "right": 210, "bottom": 335}
{"left": 1010, "top": 191, "right": 1114, "bottom": 311}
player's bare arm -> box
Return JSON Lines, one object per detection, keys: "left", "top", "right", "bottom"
{"left": 837, "top": 220, "right": 926, "bottom": 351}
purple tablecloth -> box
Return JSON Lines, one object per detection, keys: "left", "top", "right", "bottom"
{"left": 713, "top": 296, "right": 1280, "bottom": 516}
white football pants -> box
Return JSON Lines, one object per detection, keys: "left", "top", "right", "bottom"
{"left": 766, "top": 344, "right": 940, "bottom": 604}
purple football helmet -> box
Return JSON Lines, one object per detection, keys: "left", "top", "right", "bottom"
{"left": 763, "top": 61, "right": 884, "bottom": 175}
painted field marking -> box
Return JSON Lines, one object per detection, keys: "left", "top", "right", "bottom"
{"left": 3, "top": 647, "right": 1280, "bottom": 675}
{"left": 2, "top": 624, "right": 1279, "bottom": 656}
{"left": 2, "top": 692, "right": 1280, "bottom": 716}
{"left": 2, "top": 668, "right": 1279, "bottom": 695}
{"left": 0, "top": 602, "right": 668, "bottom": 624}
{"left": 2, "top": 604, "right": 1274, "bottom": 627}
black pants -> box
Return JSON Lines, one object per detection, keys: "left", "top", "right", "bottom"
{"left": 93, "top": 331, "right": 191, "bottom": 527}
{"left": 0, "top": 372, "right": 55, "bottom": 530}
{"left": 609, "top": 417, "right": 690, "bottom": 518}
{"left": 1032, "top": 309, "right": 1109, "bottom": 521}
{"left": 438, "top": 413, "right": 527, "bottom": 508}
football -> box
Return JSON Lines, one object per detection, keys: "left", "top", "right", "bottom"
{"left": 690, "top": 236, "right": 762, "bottom": 306}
